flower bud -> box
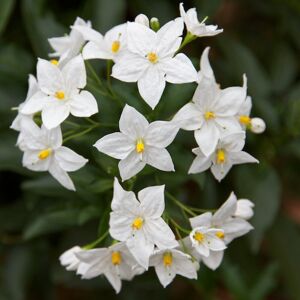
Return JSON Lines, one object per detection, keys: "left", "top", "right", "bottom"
{"left": 234, "top": 199, "right": 254, "bottom": 220}
{"left": 150, "top": 17, "right": 160, "bottom": 31}
{"left": 135, "top": 14, "right": 149, "bottom": 27}
{"left": 250, "top": 117, "right": 266, "bottom": 134}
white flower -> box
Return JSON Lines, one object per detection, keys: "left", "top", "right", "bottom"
{"left": 59, "top": 246, "right": 82, "bottom": 271}
{"left": 188, "top": 192, "right": 253, "bottom": 270}
{"left": 73, "top": 23, "right": 127, "bottom": 62}
{"left": 21, "top": 55, "right": 98, "bottom": 129}
{"left": 94, "top": 105, "right": 178, "bottom": 181}
{"left": 173, "top": 70, "right": 247, "bottom": 156}
{"left": 21, "top": 125, "right": 88, "bottom": 191}
{"left": 250, "top": 117, "right": 266, "bottom": 134}
{"left": 112, "top": 18, "right": 198, "bottom": 109}
{"left": 237, "top": 95, "right": 252, "bottom": 129}
{"left": 235, "top": 199, "right": 254, "bottom": 220}
{"left": 135, "top": 14, "right": 149, "bottom": 27}
{"left": 149, "top": 248, "right": 197, "bottom": 287}
{"left": 189, "top": 226, "right": 226, "bottom": 257}
{"left": 75, "top": 242, "right": 144, "bottom": 294}
{"left": 48, "top": 17, "right": 91, "bottom": 66}
{"left": 109, "top": 178, "right": 178, "bottom": 269}
{"left": 188, "top": 131, "right": 258, "bottom": 181}
{"left": 179, "top": 3, "right": 223, "bottom": 37}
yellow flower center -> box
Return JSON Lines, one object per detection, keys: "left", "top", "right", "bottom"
{"left": 193, "top": 231, "right": 205, "bottom": 243}
{"left": 50, "top": 59, "right": 59, "bottom": 66}
{"left": 55, "top": 91, "right": 65, "bottom": 100}
{"left": 216, "top": 149, "right": 226, "bottom": 164}
{"left": 132, "top": 217, "right": 144, "bottom": 230}
{"left": 147, "top": 52, "right": 158, "bottom": 64}
{"left": 136, "top": 139, "right": 145, "bottom": 153}
{"left": 38, "top": 148, "right": 52, "bottom": 160}
{"left": 111, "top": 40, "right": 121, "bottom": 53}
{"left": 204, "top": 111, "right": 215, "bottom": 120}
{"left": 111, "top": 251, "right": 122, "bottom": 265}
{"left": 239, "top": 115, "right": 251, "bottom": 126}
{"left": 216, "top": 231, "right": 225, "bottom": 239}
{"left": 163, "top": 252, "right": 173, "bottom": 267}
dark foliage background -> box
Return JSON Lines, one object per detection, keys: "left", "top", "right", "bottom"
{"left": 0, "top": 0, "right": 300, "bottom": 299}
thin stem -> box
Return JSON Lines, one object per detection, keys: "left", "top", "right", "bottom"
{"left": 86, "top": 61, "right": 103, "bottom": 87}
{"left": 83, "top": 231, "right": 109, "bottom": 250}
{"left": 106, "top": 60, "right": 112, "bottom": 88}
{"left": 64, "top": 120, "right": 80, "bottom": 128}
{"left": 166, "top": 192, "right": 197, "bottom": 217}
{"left": 177, "top": 32, "right": 197, "bottom": 53}
{"left": 85, "top": 117, "right": 99, "bottom": 126}
{"left": 169, "top": 218, "right": 190, "bottom": 235}
{"left": 63, "top": 124, "right": 100, "bottom": 143}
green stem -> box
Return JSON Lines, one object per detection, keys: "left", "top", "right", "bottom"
{"left": 177, "top": 32, "right": 197, "bottom": 52}
{"left": 86, "top": 61, "right": 103, "bottom": 87}
{"left": 64, "top": 120, "right": 80, "bottom": 128}
{"left": 107, "top": 60, "right": 113, "bottom": 88}
{"left": 169, "top": 218, "right": 190, "bottom": 235}
{"left": 166, "top": 192, "right": 197, "bottom": 217}
{"left": 83, "top": 231, "right": 109, "bottom": 250}
{"left": 63, "top": 124, "right": 100, "bottom": 143}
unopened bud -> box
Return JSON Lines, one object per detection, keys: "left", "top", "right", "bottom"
{"left": 150, "top": 17, "right": 160, "bottom": 31}
{"left": 250, "top": 117, "right": 266, "bottom": 134}
{"left": 135, "top": 14, "right": 149, "bottom": 27}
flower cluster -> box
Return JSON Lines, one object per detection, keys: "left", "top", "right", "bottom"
{"left": 11, "top": 2, "right": 265, "bottom": 293}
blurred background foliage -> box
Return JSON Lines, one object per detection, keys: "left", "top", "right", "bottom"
{"left": 0, "top": 0, "right": 300, "bottom": 299}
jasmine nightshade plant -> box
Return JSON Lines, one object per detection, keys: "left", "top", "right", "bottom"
{"left": 11, "top": 2, "right": 266, "bottom": 294}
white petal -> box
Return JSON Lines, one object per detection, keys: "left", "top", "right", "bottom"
{"left": 72, "top": 25, "right": 103, "bottom": 42}
{"left": 138, "top": 185, "right": 165, "bottom": 218}
{"left": 172, "top": 102, "right": 202, "bottom": 130}
{"left": 109, "top": 212, "right": 134, "bottom": 241}
{"left": 119, "top": 105, "right": 149, "bottom": 139}
{"left": 161, "top": 54, "right": 197, "bottom": 84}
{"left": 76, "top": 248, "right": 108, "bottom": 264}
{"left": 173, "top": 250, "right": 198, "bottom": 279}
{"left": 105, "top": 270, "right": 122, "bottom": 294}
{"left": 212, "top": 192, "right": 237, "bottom": 225}
{"left": 137, "top": 67, "right": 166, "bottom": 109}
{"left": 82, "top": 41, "right": 113, "bottom": 60}
{"left": 41, "top": 101, "right": 70, "bottom": 129}
{"left": 145, "top": 218, "right": 178, "bottom": 249}
{"left": 144, "top": 121, "right": 179, "bottom": 148}
{"left": 37, "top": 58, "right": 64, "bottom": 95}
{"left": 222, "top": 218, "right": 253, "bottom": 244}
{"left": 188, "top": 153, "right": 211, "bottom": 174}
{"left": 201, "top": 250, "right": 224, "bottom": 270}
{"left": 215, "top": 116, "right": 241, "bottom": 133}
{"left": 118, "top": 151, "right": 146, "bottom": 181}
{"left": 48, "top": 36, "right": 70, "bottom": 56}
{"left": 198, "top": 47, "right": 215, "bottom": 83}
{"left": 54, "top": 146, "right": 88, "bottom": 171}
{"left": 69, "top": 90, "right": 98, "bottom": 117}
{"left": 194, "top": 122, "right": 220, "bottom": 156}
{"left": 205, "top": 230, "right": 227, "bottom": 251}
{"left": 220, "top": 131, "right": 245, "bottom": 152}
{"left": 21, "top": 92, "right": 50, "bottom": 115}
{"left": 154, "top": 263, "right": 176, "bottom": 288}
{"left": 41, "top": 125, "right": 63, "bottom": 149}
{"left": 189, "top": 212, "right": 212, "bottom": 228}
{"left": 234, "top": 199, "right": 254, "bottom": 220}
{"left": 230, "top": 151, "right": 258, "bottom": 165}
{"left": 48, "top": 160, "right": 75, "bottom": 191}
{"left": 210, "top": 162, "right": 232, "bottom": 181}
{"left": 22, "top": 150, "right": 50, "bottom": 171}
{"left": 144, "top": 146, "right": 174, "bottom": 172}
{"left": 62, "top": 55, "right": 86, "bottom": 91}
{"left": 94, "top": 132, "right": 134, "bottom": 159}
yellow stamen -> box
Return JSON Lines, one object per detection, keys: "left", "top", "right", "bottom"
{"left": 147, "top": 52, "right": 158, "bottom": 64}
{"left": 132, "top": 217, "right": 143, "bottom": 230}
{"left": 216, "top": 231, "right": 225, "bottom": 239}
{"left": 193, "top": 231, "right": 204, "bottom": 243}
{"left": 204, "top": 111, "right": 215, "bottom": 120}
{"left": 111, "top": 251, "right": 122, "bottom": 265}
{"left": 55, "top": 91, "right": 65, "bottom": 100}
{"left": 38, "top": 148, "right": 52, "bottom": 160}
{"left": 50, "top": 59, "right": 59, "bottom": 66}
{"left": 163, "top": 252, "right": 173, "bottom": 267}
{"left": 111, "top": 40, "right": 121, "bottom": 53}
{"left": 136, "top": 139, "right": 145, "bottom": 153}
{"left": 239, "top": 115, "right": 251, "bottom": 126}
{"left": 216, "top": 149, "right": 226, "bottom": 164}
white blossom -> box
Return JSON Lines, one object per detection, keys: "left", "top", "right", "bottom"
{"left": 149, "top": 248, "right": 197, "bottom": 287}
{"left": 21, "top": 125, "right": 88, "bottom": 191}
{"left": 112, "top": 18, "right": 198, "bottom": 109}
{"left": 48, "top": 17, "right": 91, "bottom": 66}
{"left": 109, "top": 178, "right": 178, "bottom": 269}
{"left": 189, "top": 131, "right": 258, "bottom": 181}
{"left": 250, "top": 117, "right": 266, "bottom": 134}
{"left": 235, "top": 199, "right": 255, "bottom": 220}
{"left": 75, "top": 242, "right": 144, "bottom": 293}
{"left": 135, "top": 14, "right": 150, "bottom": 27}
{"left": 94, "top": 105, "right": 178, "bottom": 181}
{"left": 179, "top": 3, "right": 223, "bottom": 37}
{"left": 21, "top": 55, "right": 98, "bottom": 129}
{"left": 59, "top": 246, "right": 83, "bottom": 271}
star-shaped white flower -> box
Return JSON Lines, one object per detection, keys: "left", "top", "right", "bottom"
{"left": 173, "top": 48, "right": 247, "bottom": 156}
{"left": 186, "top": 192, "right": 253, "bottom": 270}
{"left": 109, "top": 178, "right": 178, "bottom": 269}
{"left": 21, "top": 55, "right": 98, "bottom": 129}
{"left": 21, "top": 125, "right": 88, "bottom": 191}
{"left": 75, "top": 242, "right": 144, "bottom": 293}
{"left": 179, "top": 3, "right": 223, "bottom": 37}
{"left": 149, "top": 248, "right": 197, "bottom": 288}
{"left": 112, "top": 18, "right": 198, "bottom": 109}
{"left": 94, "top": 105, "right": 178, "bottom": 181}
{"left": 73, "top": 23, "right": 127, "bottom": 62}
{"left": 189, "top": 131, "right": 258, "bottom": 181}
{"left": 48, "top": 17, "right": 91, "bottom": 66}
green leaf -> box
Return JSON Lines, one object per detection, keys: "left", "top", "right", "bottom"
{"left": 0, "top": 0, "right": 15, "bottom": 35}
